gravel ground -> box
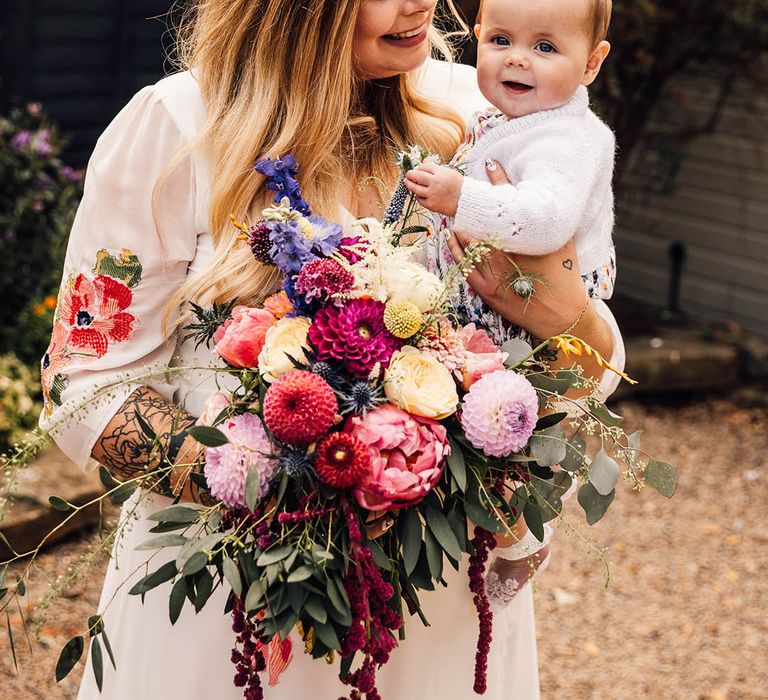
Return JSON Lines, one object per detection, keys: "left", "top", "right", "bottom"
{"left": 1, "top": 396, "right": 766, "bottom": 699}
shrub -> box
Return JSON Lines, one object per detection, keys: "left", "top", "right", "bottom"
{"left": 0, "top": 354, "right": 42, "bottom": 452}
{"left": 0, "top": 102, "right": 83, "bottom": 364}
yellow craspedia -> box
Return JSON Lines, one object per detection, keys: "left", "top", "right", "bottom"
{"left": 298, "top": 217, "right": 315, "bottom": 240}
{"left": 383, "top": 299, "right": 423, "bottom": 339}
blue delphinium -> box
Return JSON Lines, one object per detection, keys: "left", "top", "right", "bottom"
{"left": 254, "top": 155, "right": 311, "bottom": 215}
{"left": 307, "top": 214, "right": 344, "bottom": 256}
{"left": 267, "top": 219, "right": 316, "bottom": 275}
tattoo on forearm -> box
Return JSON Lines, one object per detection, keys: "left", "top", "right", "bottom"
{"left": 562, "top": 259, "right": 574, "bottom": 270}
{"left": 93, "top": 387, "right": 196, "bottom": 499}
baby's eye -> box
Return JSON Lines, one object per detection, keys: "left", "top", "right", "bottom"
{"left": 491, "top": 35, "right": 510, "bottom": 46}
{"left": 535, "top": 41, "right": 556, "bottom": 54}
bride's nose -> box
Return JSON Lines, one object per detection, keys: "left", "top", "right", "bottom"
{"left": 403, "top": 0, "right": 436, "bottom": 15}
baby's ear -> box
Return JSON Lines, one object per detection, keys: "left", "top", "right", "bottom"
{"left": 582, "top": 40, "right": 611, "bottom": 86}
{"left": 473, "top": 23, "right": 482, "bottom": 40}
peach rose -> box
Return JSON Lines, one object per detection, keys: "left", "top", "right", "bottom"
{"left": 213, "top": 306, "right": 277, "bottom": 368}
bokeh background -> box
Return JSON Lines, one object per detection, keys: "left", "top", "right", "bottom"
{"left": 0, "top": 1, "right": 766, "bottom": 698}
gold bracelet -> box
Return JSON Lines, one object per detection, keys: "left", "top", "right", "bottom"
{"left": 559, "top": 295, "right": 590, "bottom": 336}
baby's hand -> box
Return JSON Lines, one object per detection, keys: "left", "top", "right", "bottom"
{"left": 404, "top": 162, "right": 463, "bottom": 217}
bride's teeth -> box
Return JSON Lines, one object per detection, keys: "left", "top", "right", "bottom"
{"left": 390, "top": 27, "right": 422, "bottom": 39}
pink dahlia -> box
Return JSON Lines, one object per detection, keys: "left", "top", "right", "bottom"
{"left": 346, "top": 404, "right": 450, "bottom": 512}
{"left": 308, "top": 299, "right": 402, "bottom": 378}
{"left": 295, "top": 258, "right": 355, "bottom": 303}
{"left": 262, "top": 370, "right": 338, "bottom": 445}
{"left": 460, "top": 370, "right": 538, "bottom": 457}
{"left": 204, "top": 413, "right": 278, "bottom": 509}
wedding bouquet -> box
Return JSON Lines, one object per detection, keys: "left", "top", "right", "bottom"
{"left": 0, "top": 153, "right": 677, "bottom": 700}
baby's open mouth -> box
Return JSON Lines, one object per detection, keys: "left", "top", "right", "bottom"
{"left": 503, "top": 81, "right": 534, "bottom": 93}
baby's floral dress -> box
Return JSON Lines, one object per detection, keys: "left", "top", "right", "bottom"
{"left": 425, "top": 107, "right": 617, "bottom": 348}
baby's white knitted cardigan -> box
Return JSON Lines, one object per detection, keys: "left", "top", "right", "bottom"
{"left": 453, "top": 86, "right": 616, "bottom": 274}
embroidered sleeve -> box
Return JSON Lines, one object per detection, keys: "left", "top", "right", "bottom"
{"left": 39, "top": 85, "right": 198, "bottom": 470}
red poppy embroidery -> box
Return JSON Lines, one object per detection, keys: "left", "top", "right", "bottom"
{"left": 41, "top": 249, "right": 142, "bottom": 414}
{"left": 58, "top": 273, "right": 136, "bottom": 357}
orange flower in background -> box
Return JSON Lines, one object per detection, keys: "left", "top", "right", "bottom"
{"left": 262, "top": 291, "right": 293, "bottom": 319}
{"left": 34, "top": 304, "right": 46, "bottom": 316}
{"left": 44, "top": 295, "right": 57, "bottom": 309}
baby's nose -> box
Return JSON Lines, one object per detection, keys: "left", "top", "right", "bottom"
{"left": 504, "top": 51, "right": 529, "bottom": 69}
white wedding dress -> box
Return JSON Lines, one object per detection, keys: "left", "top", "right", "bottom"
{"left": 42, "top": 59, "right": 624, "bottom": 700}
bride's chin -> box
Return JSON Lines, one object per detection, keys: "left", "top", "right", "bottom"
{"left": 359, "top": 52, "right": 430, "bottom": 81}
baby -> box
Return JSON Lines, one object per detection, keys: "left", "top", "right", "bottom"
{"left": 407, "top": 0, "right": 616, "bottom": 332}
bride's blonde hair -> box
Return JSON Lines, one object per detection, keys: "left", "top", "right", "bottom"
{"left": 162, "top": 0, "right": 466, "bottom": 321}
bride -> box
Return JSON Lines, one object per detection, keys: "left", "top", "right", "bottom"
{"left": 41, "top": 1, "right": 624, "bottom": 697}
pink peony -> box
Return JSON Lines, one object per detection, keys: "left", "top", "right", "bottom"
{"left": 346, "top": 404, "right": 450, "bottom": 511}
{"left": 213, "top": 305, "right": 276, "bottom": 368}
{"left": 204, "top": 413, "right": 278, "bottom": 509}
{"left": 460, "top": 370, "right": 538, "bottom": 457}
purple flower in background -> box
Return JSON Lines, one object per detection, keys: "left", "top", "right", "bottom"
{"left": 267, "top": 219, "right": 317, "bottom": 274}
{"left": 60, "top": 166, "right": 83, "bottom": 183}
{"left": 254, "top": 155, "right": 311, "bottom": 215}
{"left": 26, "top": 103, "right": 42, "bottom": 117}
{"left": 3, "top": 228, "right": 15, "bottom": 242}
{"left": 31, "top": 129, "right": 53, "bottom": 157}
{"left": 10, "top": 130, "right": 33, "bottom": 151}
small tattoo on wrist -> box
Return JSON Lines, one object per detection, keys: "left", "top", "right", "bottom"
{"left": 562, "top": 259, "right": 573, "bottom": 270}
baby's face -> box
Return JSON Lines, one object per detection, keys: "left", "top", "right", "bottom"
{"left": 475, "top": 0, "right": 605, "bottom": 118}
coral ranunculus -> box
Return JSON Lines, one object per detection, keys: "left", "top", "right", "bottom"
{"left": 346, "top": 404, "right": 450, "bottom": 511}
{"left": 213, "top": 305, "right": 276, "bottom": 368}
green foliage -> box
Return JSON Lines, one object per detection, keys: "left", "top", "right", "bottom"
{"left": 0, "top": 102, "right": 83, "bottom": 363}
{"left": 0, "top": 353, "right": 42, "bottom": 452}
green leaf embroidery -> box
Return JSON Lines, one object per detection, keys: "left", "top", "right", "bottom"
{"left": 93, "top": 249, "right": 143, "bottom": 288}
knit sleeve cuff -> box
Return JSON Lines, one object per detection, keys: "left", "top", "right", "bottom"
{"left": 453, "top": 176, "right": 506, "bottom": 241}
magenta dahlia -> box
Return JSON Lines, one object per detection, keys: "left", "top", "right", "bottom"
{"left": 295, "top": 258, "right": 355, "bottom": 303}
{"left": 262, "top": 370, "right": 338, "bottom": 446}
{"left": 460, "top": 370, "right": 539, "bottom": 457}
{"left": 314, "top": 432, "right": 371, "bottom": 489}
{"left": 308, "top": 299, "right": 402, "bottom": 378}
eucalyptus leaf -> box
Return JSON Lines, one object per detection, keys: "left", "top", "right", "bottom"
{"left": 87, "top": 615, "right": 104, "bottom": 638}
{"left": 245, "top": 580, "right": 265, "bottom": 611}
{"left": 424, "top": 527, "right": 443, "bottom": 580}
{"left": 98, "top": 465, "right": 119, "bottom": 490}
{"left": 133, "top": 410, "right": 157, "bottom": 441}
{"left": 187, "top": 425, "right": 229, "bottom": 447}
{"left": 586, "top": 398, "right": 624, "bottom": 427}
{"left": 627, "top": 430, "right": 643, "bottom": 452}
{"left": 135, "top": 534, "right": 189, "bottom": 551}
{"left": 424, "top": 505, "right": 462, "bottom": 561}
{"left": 48, "top": 496, "right": 72, "bottom": 512}
{"left": 400, "top": 507, "right": 423, "bottom": 577}
{"left": 464, "top": 497, "right": 507, "bottom": 533}
{"left": 313, "top": 621, "right": 340, "bottom": 651}
{"left": 147, "top": 504, "right": 204, "bottom": 523}
{"left": 56, "top": 635, "right": 85, "bottom": 682}
{"left": 367, "top": 540, "right": 392, "bottom": 571}
{"left": 245, "top": 467, "right": 263, "bottom": 512}
{"left": 194, "top": 569, "right": 214, "bottom": 612}
{"left": 446, "top": 439, "right": 467, "bottom": 492}
{"left": 561, "top": 436, "right": 587, "bottom": 472}
{"left": 305, "top": 595, "right": 328, "bottom": 624}
{"left": 577, "top": 482, "right": 616, "bottom": 525}
{"left": 502, "top": 338, "right": 534, "bottom": 367}
{"left": 169, "top": 577, "right": 188, "bottom": 625}
{"left": 535, "top": 412, "right": 567, "bottom": 431}
{"left": 645, "top": 460, "right": 678, "bottom": 498}
{"left": 91, "top": 636, "right": 104, "bottom": 691}
{"left": 176, "top": 534, "right": 224, "bottom": 572}
{"left": 523, "top": 499, "right": 545, "bottom": 542}
{"left": 182, "top": 551, "right": 209, "bottom": 576}
{"left": 287, "top": 565, "right": 315, "bottom": 583}
{"left": 529, "top": 426, "right": 567, "bottom": 467}
{"left": 222, "top": 557, "right": 242, "bottom": 597}
{"left": 101, "top": 626, "right": 116, "bottom": 669}
{"left": 128, "top": 561, "right": 178, "bottom": 595}
{"left": 257, "top": 544, "right": 293, "bottom": 567}
{"left": 589, "top": 449, "right": 621, "bottom": 496}
{"left": 527, "top": 373, "right": 572, "bottom": 395}
{"left": 110, "top": 481, "right": 138, "bottom": 505}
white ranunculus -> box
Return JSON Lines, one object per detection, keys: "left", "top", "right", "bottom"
{"left": 381, "top": 259, "right": 445, "bottom": 312}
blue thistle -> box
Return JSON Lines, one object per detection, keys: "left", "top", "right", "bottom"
{"left": 338, "top": 380, "right": 387, "bottom": 416}
{"left": 279, "top": 448, "right": 315, "bottom": 481}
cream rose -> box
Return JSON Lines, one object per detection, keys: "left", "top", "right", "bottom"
{"left": 381, "top": 259, "right": 445, "bottom": 312}
{"left": 384, "top": 347, "right": 459, "bottom": 420}
{"left": 257, "top": 316, "right": 311, "bottom": 383}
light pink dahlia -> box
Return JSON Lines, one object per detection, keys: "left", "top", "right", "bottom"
{"left": 204, "top": 413, "right": 278, "bottom": 509}
{"left": 295, "top": 258, "right": 355, "bottom": 303}
{"left": 308, "top": 298, "right": 402, "bottom": 378}
{"left": 460, "top": 370, "right": 538, "bottom": 457}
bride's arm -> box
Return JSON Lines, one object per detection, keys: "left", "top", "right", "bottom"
{"left": 92, "top": 387, "right": 208, "bottom": 503}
